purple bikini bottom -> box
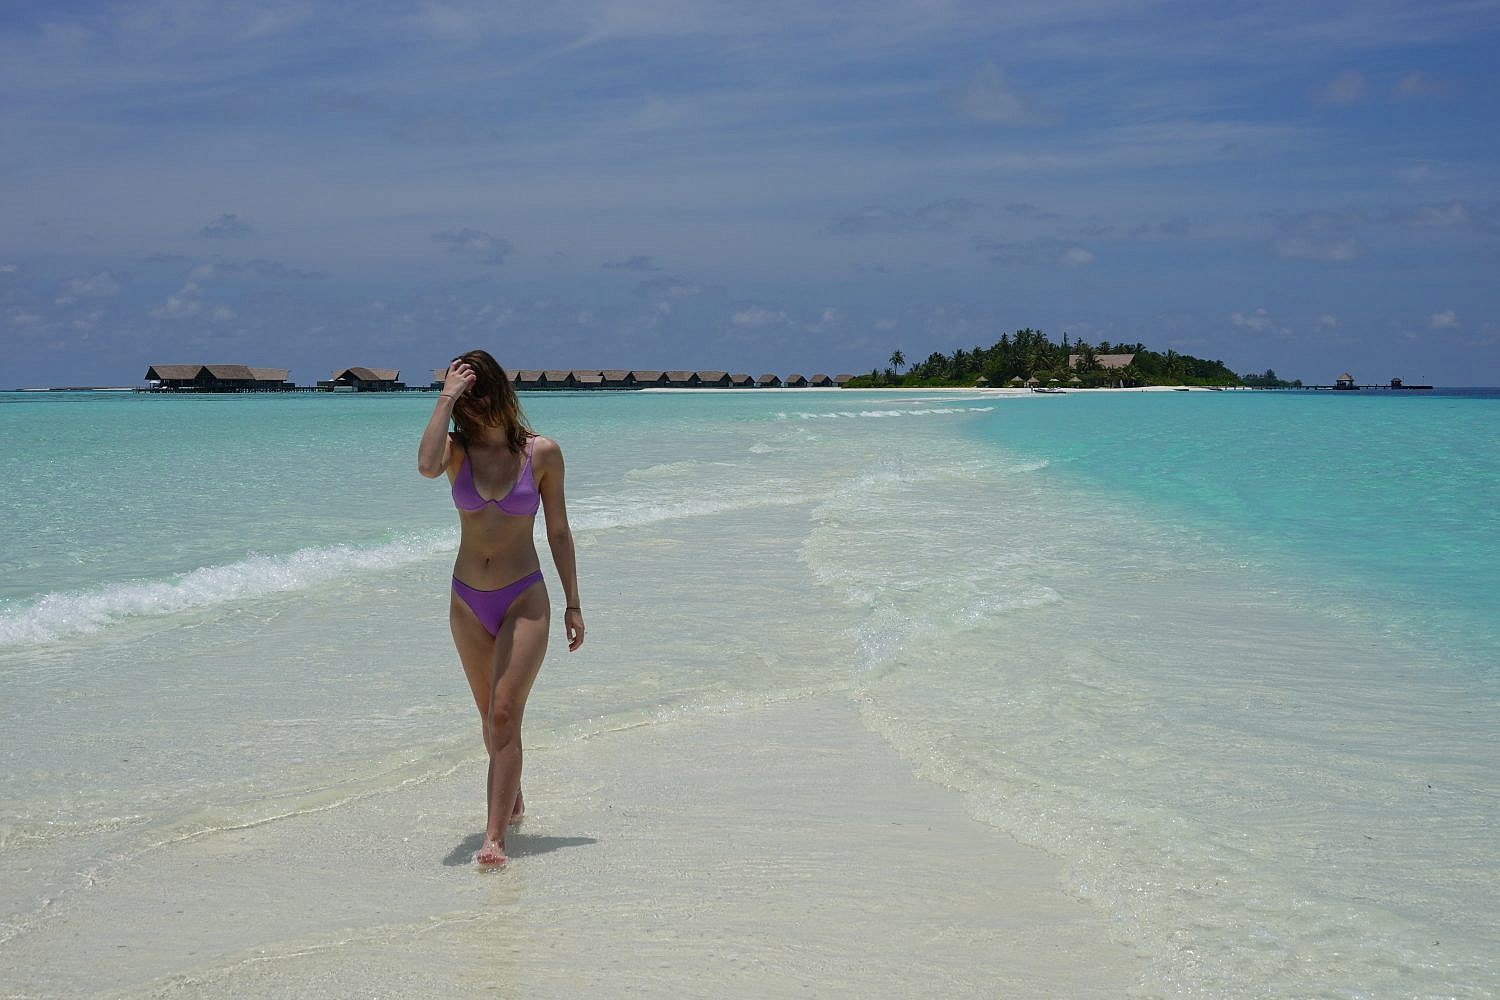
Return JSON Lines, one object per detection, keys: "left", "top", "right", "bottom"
{"left": 452, "top": 570, "right": 545, "bottom": 636}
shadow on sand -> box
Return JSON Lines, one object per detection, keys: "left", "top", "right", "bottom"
{"left": 443, "top": 831, "right": 599, "bottom": 867}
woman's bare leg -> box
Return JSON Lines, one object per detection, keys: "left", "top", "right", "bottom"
{"left": 475, "top": 583, "right": 550, "bottom": 865}
{"left": 452, "top": 593, "right": 534, "bottom": 836}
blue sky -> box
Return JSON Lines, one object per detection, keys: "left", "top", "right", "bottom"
{"left": 2, "top": 0, "right": 1498, "bottom": 387}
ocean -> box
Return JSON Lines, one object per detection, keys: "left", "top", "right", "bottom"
{"left": 1, "top": 387, "right": 1496, "bottom": 997}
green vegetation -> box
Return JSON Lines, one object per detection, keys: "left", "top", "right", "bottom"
{"left": 1238, "top": 368, "right": 1303, "bottom": 388}
{"left": 846, "top": 329, "right": 1243, "bottom": 388}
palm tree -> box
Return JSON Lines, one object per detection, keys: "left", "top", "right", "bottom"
{"left": 889, "top": 349, "right": 906, "bottom": 373}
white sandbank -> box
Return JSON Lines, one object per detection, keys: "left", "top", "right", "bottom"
{"left": 9, "top": 696, "right": 1140, "bottom": 997}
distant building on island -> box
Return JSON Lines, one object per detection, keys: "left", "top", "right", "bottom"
{"left": 1067, "top": 352, "right": 1136, "bottom": 370}
{"left": 1335, "top": 372, "right": 1357, "bottom": 389}
{"left": 144, "top": 364, "right": 292, "bottom": 392}
{"left": 421, "top": 367, "right": 857, "bottom": 392}
{"left": 319, "top": 367, "right": 404, "bottom": 391}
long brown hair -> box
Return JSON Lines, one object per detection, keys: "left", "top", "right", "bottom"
{"left": 450, "top": 349, "right": 531, "bottom": 453}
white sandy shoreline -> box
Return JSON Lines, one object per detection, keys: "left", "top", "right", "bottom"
{"left": 7, "top": 695, "right": 1141, "bottom": 998}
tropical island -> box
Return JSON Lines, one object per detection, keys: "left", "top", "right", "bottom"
{"left": 847, "top": 329, "right": 1268, "bottom": 389}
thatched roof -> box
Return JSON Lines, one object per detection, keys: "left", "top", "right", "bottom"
{"left": 665, "top": 371, "right": 697, "bottom": 384}
{"left": 1009, "top": 375, "right": 1025, "bottom": 384}
{"left": 975, "top": 376, "right": 990, "bottom": 385}
{"left": 730, "top": 373, "right": 754, "bottom": 386}
{"left": 573, "top": 372, "right": 605, "bottom": 385}
{"left": 1338, "top": 372, "right": 1354, "bottom": 381}
{"left": 332, "top": 367, "right": 398, "bottom": 382}
{"left": 202, "top": 364, "right": 257, "bottom": 381}
{"left": 516, "top": 370, "right": 544, "bottom": 382}
{"left": 757, "top": 373, "right": 782, "bottom": 386}
{"left": 631, "top": 370, "right": 665, "bottom": 382}
{"left": 1068, "top": 375, "right": 1082, "bottom": 384}
{"left": 147, "top": 364, "right": 287, "bottom": 383}
{"left": 543, "top": 370, "right": 572, "bottom": 382}
{"left": 785, "top": 373, "right": 808, "bottom": 385}
{"left": 145, "top": 364, "right": 203, "bottom": 381}
{"left": 1068, "top": 353, "right": 1136, "bottom": 370}
{"left": 696, "top": 370, "right": 729, "bottom": 382}
{"left": 810, "top": 373, "right": 832, "bottom": 386}
{"left": 834, "top": 374, "right": 852, "bottom": 385}
{"left": 601, "top": 370, "right": 632, "bottom": 381}
{"left": 1025, "top": 376, "right": 1039, "bottom": 386}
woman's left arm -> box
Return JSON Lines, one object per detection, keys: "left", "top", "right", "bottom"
{"left": 535, "top": 437, "right": 584, "bottom": 651}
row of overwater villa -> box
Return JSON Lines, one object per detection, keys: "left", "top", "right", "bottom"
{"left": 141, "top": 365, "right": 855, "bottom": 392}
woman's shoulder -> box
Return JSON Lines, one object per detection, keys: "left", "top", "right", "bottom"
{"left": 529, "top": 433, "right": 563, "bottom": 462}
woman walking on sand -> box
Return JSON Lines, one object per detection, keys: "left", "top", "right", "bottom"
{"left": 418, "top": 349, "right": 584, "bottom": 866}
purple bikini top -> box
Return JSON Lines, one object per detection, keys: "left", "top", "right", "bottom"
{"left": 451, "top": 437, "right": 540, "bottom": 516}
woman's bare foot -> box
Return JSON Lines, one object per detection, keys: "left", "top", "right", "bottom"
{"left": 474, "top": 837, "right": 508, "bottom": 866}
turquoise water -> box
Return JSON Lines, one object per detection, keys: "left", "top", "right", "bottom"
{"left": 964, "top": 390, "right": 1500, "bottom": 671}
{"left": 2, "top": 388, "right": 1497, "bottom": 997}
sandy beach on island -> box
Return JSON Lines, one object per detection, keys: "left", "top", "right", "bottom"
{"left": 6, "top": 696, "right": 1139, "bottom": 998}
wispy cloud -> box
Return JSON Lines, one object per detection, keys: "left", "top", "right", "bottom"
{"left": 830, "top": 199, "right": 981, "bottom": 236}
{"left": 949, "top": 63, "right": 1047, "bottom": 124}
{"left": 431, "top": 228, "right": 512, "bottom": 265}
{"left": 200, "top": 213, "right": 251, "bottom": 239}
{"left": 1393, "top": 71, "right": 1448, "bottom": 99}
{"left": 1314, "top": 69, "right": 1368, "bottom": 105}
{"left": 1430, "top": 309, "right": 1458, "bottom": 328}
{"left": 602, "top": 255, "right": 662, "bottom": 271}
{"left": 974, "top": 236, "right": 1095, "bottom": 267}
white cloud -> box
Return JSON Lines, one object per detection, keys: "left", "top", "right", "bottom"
{"left": 1231, "top": 308, "right": 1273, "bottom": 332}
{"left": 211, "top": 305, "right": 235, "bottom": 322}
{"left": 804, "top": 307, "right": 840, "bottom": 332}
{"left": 0, "top": 263, "right": 18, "bottom": 273}
{"left": 431, "top": 228, "right": 512, "bottom": 265}
{"left": 1060, "top": 246, "right": 1095, "bottom": 266}
{"left": 152, "top": 281, "right": 204, "bottom": 318}
{"left": 1394, "top": 72, "right": 1446, "bottom": 99}
{"left": 10, "top": 312, "right": 43, "bottom": 327}
{"left": 1430, "top": 309, "right": 1458, "bottom": 329}
{"left": 55, "top": 270, "right": 123, "bottom": 304}
{"left": 1273, "top": 236, "right": 1358, "bottom": 261}
{"left": 952, "top": 63, "right": 1041, "bottom": 124}
{"left": 200, "top": 213, "right": 251, "bottom": 238}
{"left": 829, "top": 198, "right": 981, "bottom": 235}
{"left": 875, "top": 317, "right": 897, "bottom": 331}
{"left": 1316, "top": 69, "right": 1367, "bottom": 105}
{"left": 731, "top": 306, "right": 789, "bottom": 328}
{"left": 1318, "top": 314, "right": 1338, "bottom": 328}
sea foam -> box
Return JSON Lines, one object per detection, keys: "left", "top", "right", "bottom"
{"left": 0, "top": 533, "right": 451, "bottom": 647}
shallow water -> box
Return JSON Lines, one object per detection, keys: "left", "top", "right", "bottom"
{"left": 1, "top": 388, "right": 1496, "bottom": 996}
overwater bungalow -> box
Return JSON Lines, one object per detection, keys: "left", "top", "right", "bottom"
{"left": 1335, "top": 372, "right": 1357, "bottom": 390}
{"left": 785, "top": 373, "right": 809, "bottom": 387}
{"left": 601, "top": 370, "right": 636, "bottom": 389}
{"left": 696, "top": 370, "right": 731, "bottom": 388}
{"left": 757, "top": 373, "right": 782, "bottom": 388}
{"left": 631, "top": 370, "right": 668, "bottom": 387}
{"left": 143, "top": 364, "right": 293, "bottom": 392}
{"left": 730, "top": 373, "right": 755, "bottom": 388}
{"left": 572, "top": 371, "right": 605, "bottom": 388}
{"left": 834, "top": 374, "right": 853, "bottom": 387}
{"left": 542, "top": 370, "right": 575, "bottom": 388}
{"left": 664, "top": 371, "right": 699, "bottom": 388}
{"left": 321, "top": 367, "right": 403, "bottom": 391}
{"left": 810, "top": 373, "right": 833, "bottom": 387}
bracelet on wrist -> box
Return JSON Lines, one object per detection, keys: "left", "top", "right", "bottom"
{"left": 565, "top": 606, "right": 581, "bottom": 612}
